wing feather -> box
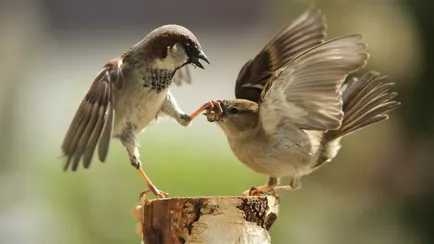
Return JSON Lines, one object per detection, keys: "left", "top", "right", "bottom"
{"left": 235, "top": 7, "right": 327, "bottom": 102}
{"left": 259, "top": 34, "right": 369, "bottom": 134}
{"left": 172, "top": 66, "right": 192, "bottom": 85}
{"left": 61, "top": 59, "right": 123, "bottom": 171}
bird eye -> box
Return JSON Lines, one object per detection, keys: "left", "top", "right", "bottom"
{"left": 228, "top": 107, "right": 239, "bottom": 114}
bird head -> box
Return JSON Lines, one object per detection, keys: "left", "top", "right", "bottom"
{"left": 204, "top": 99, "right": 260, "bottom": 139}
{"left": 144, "top": 24, "right": 210, "bottom": 71}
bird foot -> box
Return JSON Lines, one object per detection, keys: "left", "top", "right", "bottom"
{"left": 202, "top": 100, "right": 224, "bottom": 122}
{"left": 242, "top": 184, "right": 299, "bottom": 196}
{"left": 189, "top": 100, "right": 223, "bottom": 122}
{"left": 135, "top": 166, "right": 169, "bottom": 199}
{"left": 139, "top": 188, "right": 169, "bottom": 199}
{"left": 242, "top": 185, "right": 275, "bottom": 196}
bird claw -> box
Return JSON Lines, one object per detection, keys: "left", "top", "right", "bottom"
{"left": 242, "top": 184, "right": 298, "bottom": 197}
{"left": 188, "top": 99, "right": 223, "bottom": 122}
{"left": 242, "top": 185, "right": 275, "bottom": 197}
{"left": 139, "top": 188, "right": 169, "bottom": 200}
{"left": 135, "top": 167, "right": 169, "bottom": 199}
{"left": 206, "top": 100, "right": 223, "bottom": 113}
{"left": 203, "top": 100, "right": 224, "bottom": 122}
{"left": 155, "top": 190, "right": 169, "bottom": 199}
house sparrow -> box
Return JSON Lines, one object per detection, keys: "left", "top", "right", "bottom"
{"left": 202, "top": 32, "right": 389, "bottom": 195}
{"left": 61, "top": 24, "right": 210, "bottom": 199}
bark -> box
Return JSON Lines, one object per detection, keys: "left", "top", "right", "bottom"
{"left": 140, "top": 196, "right": 279, "bottom": 244}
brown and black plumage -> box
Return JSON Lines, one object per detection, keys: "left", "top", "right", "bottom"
{"left": 61, "top": 25, "right": 210, "bottom": 198}
{"left": 62, "top": 59, "right": 122, "bottom": 171}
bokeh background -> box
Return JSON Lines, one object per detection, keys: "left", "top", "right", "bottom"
{"left": 1, "top": 0, "right": 433, "bottom": 243}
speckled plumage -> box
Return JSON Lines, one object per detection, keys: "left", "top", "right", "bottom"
{"left": 61, "top": 24, "right": 209, "bottom": 198}
{"left": 143, "top": 68, "right": 175, "bottom": 92}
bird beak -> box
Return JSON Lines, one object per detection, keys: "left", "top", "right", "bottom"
{"left": 198, "top": 50, "right": 210, "bottom": 64}
{"left": 193, "top": 50, "right": 210, "bottom": 69}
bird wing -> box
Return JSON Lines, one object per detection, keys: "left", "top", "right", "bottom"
{"left": 172, "top": 66, "right": 192, "bottom": 85}
{"left": 258, "top": 34, "right": 368, "bottom": 135}
{"left": 234, "top": 7, "right": 326, "bottom": 102}
{"left": 61, "top": 59, "right": 124, "bottom": 171}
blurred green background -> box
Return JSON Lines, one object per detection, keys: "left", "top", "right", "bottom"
{"left": 1, "top": 0, "right": 433, "bottom": 243}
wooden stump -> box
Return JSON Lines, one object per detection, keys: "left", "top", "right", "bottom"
{"left": 139, "top": 196, "right": 279, "bottom": 244}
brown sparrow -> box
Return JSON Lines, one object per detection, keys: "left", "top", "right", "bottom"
{"left": 61, "top": 24, "right": 210, "bottom": 198}
{"left": 201, "top": 31, "right": 393, "bottom": 195}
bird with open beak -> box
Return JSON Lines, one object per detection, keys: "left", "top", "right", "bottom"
{"left": 201, "top": 9, "right": 400, "bottom": 196}
{"left": 61, "top": 24, "right": 210, "bottom": 198}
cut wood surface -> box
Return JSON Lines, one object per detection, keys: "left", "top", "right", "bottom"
{"left": 139, "top": 195, "right": 280, "bottom": 244}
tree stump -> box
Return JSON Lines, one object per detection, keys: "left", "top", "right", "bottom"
{"left": 138, "top": 196, "right": 279, "bottom": 244}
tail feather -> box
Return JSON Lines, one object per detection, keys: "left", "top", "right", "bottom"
{"left": 313, "top": 71, "right": 401, "bottom": 168}
{"left": 327, "top": 71, "right": 401, "bottom": 140}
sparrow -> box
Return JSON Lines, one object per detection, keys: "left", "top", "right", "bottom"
{"left": 201, "top": 21, "right": 393, "bottom": 195}
{"left": 61, "top": 24, "right": 210, "bottom": 199}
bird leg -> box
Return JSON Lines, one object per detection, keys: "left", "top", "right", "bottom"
{"left": 242, "top": 177, "right": 301, "bottom": 196}
{"left": 132, "top": 156, "right": 169, "bottom": 199}
{"left": 160, "top": 95, "right": 223, "bottom": 126}
{"left": 189, "top": 99, "right": 223, "bottom": 121}
{"left": 120, "top": 126, "right": 168, "bottom": 199}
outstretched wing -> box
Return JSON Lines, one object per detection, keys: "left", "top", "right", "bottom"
{"left": 259, "top": 34, "right": 369, "bottom": 135}
{"left": 61, "top": 59, "right": 123, "bottom": 171}
{"left": 235, "top": 7, "right": 327, "bottom": 102}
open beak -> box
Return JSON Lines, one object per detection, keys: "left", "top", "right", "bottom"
{"left": 193, "top": 50, "right": 210, "bottom": 69}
